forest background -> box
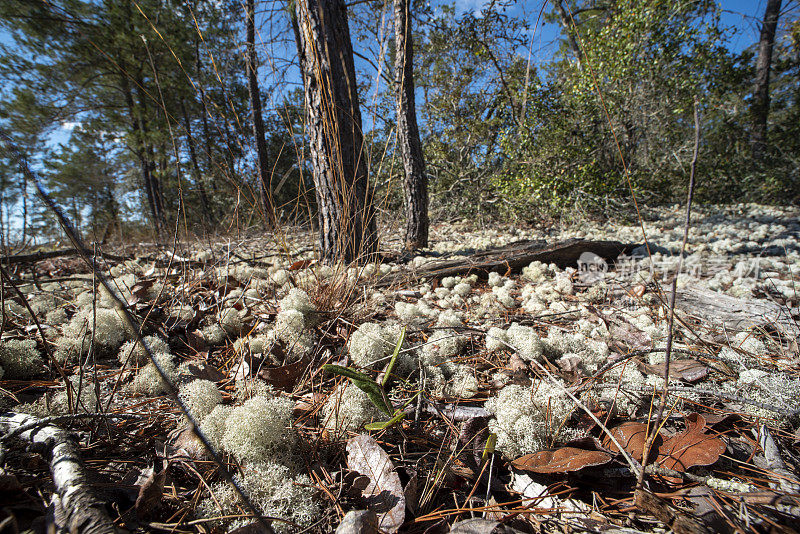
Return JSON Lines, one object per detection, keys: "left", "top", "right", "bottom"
{"left": 0, "top": 0, "right": 798, "bottom": 249}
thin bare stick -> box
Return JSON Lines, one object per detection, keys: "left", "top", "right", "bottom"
{"left": 636, "top": 97, "right": 701, "bottom": 490}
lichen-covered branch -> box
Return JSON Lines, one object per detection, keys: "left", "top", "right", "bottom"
{"left": 0, "top": 412, "right": 116, "bottom": 534}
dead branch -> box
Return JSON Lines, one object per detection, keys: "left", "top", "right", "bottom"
{"left": 376, "top": 239, "right": 634, "bottom": 287}
{"left": 0, "top": 412, "right": 116, "bottom": 534}
{"left": 0, "top": 247, "right": 130, "bottom": 265}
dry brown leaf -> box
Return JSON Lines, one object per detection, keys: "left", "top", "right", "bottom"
{"left": 602, "top": 421, "right": 661, "bottom": 463}
{"left": 641, "top": 359, "right": 708, "bottom": 383}
{"left": 128, "top": 279, "right": 156, "bottom": 305}
{"left": 289, "top": 259, "right": 315, "bottom": 271}
{"left": 134, "top": 461, "right": 167, "bottom": 519}
{"left": 346, "top": 434, "right": 405, "bottom": 533}
{"left": 657, "top": 413, "right": 725, "bottom": 476}
{"left": 450, "top": 518, "right": 523, "bottom": 533}
{"left": 258, "top": 355, "right": 310, "bottom": 391}
{"left": 180, "top": 360, "right": 225, "bottom": 382}
{"left": 169, "top": 426, "right": 207, "bottom": 459}
{"left": 609, "top": 318, "right": 653, "bottom": 352}
{"left": 511, "top": 447, "right": 612, "bottom": 474}
{"left": 334, "top": 510, "right": 379, "bottom": 534}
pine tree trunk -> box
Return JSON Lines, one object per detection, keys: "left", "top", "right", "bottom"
{"left": 195, "top": 42, "right": 219, "bottom": 194}
{"left": 394, "top": 0, "right": 429, "bottom": 251}
{"left": 245, "top": 0, "right": 277, "bottom": 227}
{"left": 293, "top": 0, "right": 377, "bottom": 263}
{"left": 180, "top": 98, "right": 214, "bottom": 224}
{"left": 751, "top": 0, "right": 782, "bottom": 161}
{"left": 121, "top": 70, "right": 164, "bottom": 234}
{"left": 136, "top": 83, "right": 166, "bottom": 232}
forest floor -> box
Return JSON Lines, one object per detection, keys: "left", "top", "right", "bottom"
{"left": 1, "top": 203, "right": 799, "bottom": 533}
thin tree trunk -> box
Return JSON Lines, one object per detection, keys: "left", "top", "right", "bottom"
{"left": 751, "top": 0, "right": 782, "bottom": 161}
{"left": 555, "top": 0, "right": 582, "bottom": 70}
{"left": 394, "top": 0, "right": 428, "bottom": 250}
{"left": 293, "top": 0, "right": 377, "bottom": 263}
{"left": 195, "top": 42, "right": 219, "bottom": 194}
{"left": 180, "top": 98, "right": 214, "bottom": 224}
{"left": 245, "top": 0, "right": 277, "bottom": 227}
{"left": 121, "top": 72, "right": 162, "bottom": 234}
{"left": 135, "top": 81, "right": 166, "bottom": 232}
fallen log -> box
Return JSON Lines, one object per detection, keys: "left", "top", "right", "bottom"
{"left": 669, "top": 287, "right": 800, "bottom": 339}
{"left": 1, "top": 247, "right": 130, "bottom": 265}
{"left": 376, "top": 239, "right": 634, "bottom": 287}
{"left": 0, "top": 412, "right": 117, "bottom": 534}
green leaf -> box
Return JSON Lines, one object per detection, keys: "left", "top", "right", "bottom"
{"left": 382, "top": 326, "right": 406, "bottom": 387}
{"left": 364, "top": 409, "right": 406, "bottom": 431}
{"left": 481, "top": 433, "right": 497, "bottom": 466}
{"left": 322, "top": 364, "right": 394, "bottom": 416}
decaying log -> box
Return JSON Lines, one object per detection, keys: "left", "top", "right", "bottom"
{"left": 669, "top": 287, "right": 799, "bottom": 339}
{"left": 377, "top": 239, "right": 633, "bottom": 287}
{"left": 0, "top": 412, "right": 117, "bottom": 534}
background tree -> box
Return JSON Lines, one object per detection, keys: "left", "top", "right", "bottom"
{"left": 751, "top": 0, "right": 783, "bottom": 160}
{"left": 394, "top": 0, "right": 428, "bottom": 250}
{"left": 245, "top": 0, "right": 277, "bottom": 226}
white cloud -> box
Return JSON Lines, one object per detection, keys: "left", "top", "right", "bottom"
{"left": 61, "top": 121, "right": 81, "bottom": 131}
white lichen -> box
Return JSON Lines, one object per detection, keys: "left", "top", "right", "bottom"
{"left": 118, "top": 335, "right": 171, "bottom": 366}
{"left": 0, "top": 339, "right": 45, "bottom": 379}
{"left": 198, "top": 404, "right": 234, "bottom": 450}
{"left": 197, "top": 461, "right": 319, "bottom": 533}
{"left": 179, "top": 379, "right": 223, "bottom": 421}
{"left": 129, "top": 352, "right": 179, "bottom": 395}
{"left": 323, "top": 382, "right": 383, "bottom": 433}
{"left": 221, "top": 395, "right": 297, "bottom": 463}
{"left": 486, "top": 381, "right": 577, "bottom": 459}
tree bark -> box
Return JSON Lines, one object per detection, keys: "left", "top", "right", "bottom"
{"left": 180, "top": 98, "right": 214, "bottom": 224}
{"left": 0, "top": 412, "right": 116, "bottom": 534}
{"left": 751, "top": 0, "right": 782, "bottom": 161}
{"left": 245, "top": 0, "right": 277, "bottom": 227}
{"left": 136, "top": 81, "right": 166, "bottom": 232}
{"left": 120, "top": 71, "right": 164, "bottom": 234}
{"left": 394, "top": 0, "right": 429, "bottom": 250}
{"left": 293, "top": 0, "right": 378, "bottom": 263}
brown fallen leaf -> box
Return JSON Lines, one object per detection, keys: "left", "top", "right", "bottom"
{"left": 511, "top": 447, "right": 612, "bottom": 474}
{"left": 169, "top": 426, "right": 208, "bottom": 460}
{"left": 657, "top": 413, "right": 725, "bottom": 477}
{"left": 609, "top": 318, "right": 653, "bottom": 353}
{"left": 135, "top": 460, "right": 167, "bottom": 519}
{"left": 641, "top": 359, "right": 708, "bottom": 383}
{"left": 128, "top": 279, "right": 156, "bottom": 305}
{"left": 258, "top": 356, "right": 310, "bottom": 391}
{"left": 334, "top": 510, "right": 379, "bottom": 534}
{"left": 180, "top": 360, "right": 225, "bottom": 382}
{"left": 346, "top": 434, "right": 405, "bottom": 533}
{"left": 602, "top": 421, "right": 661, "bottom": 463}
{"left": 450, "top": 518, "right": 523, "bottom": 533}
{"left": 289, "top": 259, "right": 315, "bottom": 271}
{"left": 185, "top": 330, "right": 208, "bottom": 352}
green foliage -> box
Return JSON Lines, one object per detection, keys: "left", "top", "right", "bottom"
{"left": 322, "top": 364, "right": 393, "bottom": 416}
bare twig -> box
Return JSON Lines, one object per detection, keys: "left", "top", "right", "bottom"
{"left": 636, "top": 97, "right": 701, "bottom": 490}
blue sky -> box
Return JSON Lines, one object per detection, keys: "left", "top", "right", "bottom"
{"left": 0, "top": 0, "right": 791, "bottom": 145}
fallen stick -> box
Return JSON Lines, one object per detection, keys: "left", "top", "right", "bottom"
{"left": 0, "top": 248, "right": 130, "bottom": 265}
{"left": 0, "top": 411, "right": 116, "bottom": 534}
